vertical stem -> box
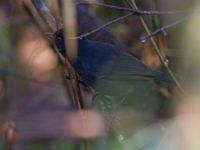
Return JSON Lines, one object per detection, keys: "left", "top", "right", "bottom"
{"left": 129, "top": 0, "right": 184, "bottom": 93}
{"left": 62, "top": 0, "right": 78, "bottom": 61}
{"left": 62, "top": 2, "right": 93, "bottom": 150}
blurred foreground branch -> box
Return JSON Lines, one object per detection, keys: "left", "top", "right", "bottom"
{"left": 1, "top": 110, "right": 105, "bottom": 147}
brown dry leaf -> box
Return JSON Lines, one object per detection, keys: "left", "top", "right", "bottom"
{"left": 133, "top": 31, "right": 167, "bottom": 69}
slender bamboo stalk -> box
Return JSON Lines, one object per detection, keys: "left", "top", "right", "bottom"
{"left": 129, "top": 0, "right": 184, "bottom": 93}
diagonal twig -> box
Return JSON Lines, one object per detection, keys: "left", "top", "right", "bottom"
{"left": 76, "top": 1, "right": 195, "bottom": 15}
{"left": 32, "top": 0, "right": 57, "bottom": 32}
{"left": 140, "top": 17, "right": 188, "bottom": 40}
{"left": 73, "top": 12, "right": 134, "bottom": 39}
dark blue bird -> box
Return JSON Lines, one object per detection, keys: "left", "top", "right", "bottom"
{"left": 54, "top": 29, "right": 171, "bottom": 88}
{"left": 54, "top": 29, "right": 171, "bottom": 116}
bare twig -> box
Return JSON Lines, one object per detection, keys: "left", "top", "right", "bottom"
{"left": 76, "top": 3, "right": 124, "bottom": 49}
{"left": 23, "top": 1, "right": 47, "bottom": 34}
{"left": 64, "top": 59, "right": 83, "bottom": 109}
{"left": 74, "top": 12, "right": 134, "bottom": 39}
{"left": 31, "top": 0, "right": 57, "bottom": 32}
{"left": 140, "top": 17, "right": 187, "bottom": 40}
{"left": 76, "top": 1, "right": 192, "bottom": 15}
{"left": 74, "top": 1, "right": 193, "bottom": 40}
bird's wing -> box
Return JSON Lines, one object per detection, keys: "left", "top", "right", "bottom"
{"left": 93, "top": 52, "right": 166, "bottom": 116}
{"left": 96, "top": 51, "right": 158, "bottom": 81}
{"left": 88, "top": 43, "right": 167, "bottom": 116}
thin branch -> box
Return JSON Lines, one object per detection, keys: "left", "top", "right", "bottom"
{"left": 23, "top": 1, "right": 47, "bottom": 34}
{"left": 76, "top": 2, "right": 124, "bottom": 49}
{"left": 140, "top": 17, "right": 187, "bottom": 40}
{"left": 74, "top": 12, "right": 134, "bottom": 39}
{"left": 76, "top": 1, "right": 192, "bottom": 15}
{"left": 31, "top": 0, "right": 57, "bottom": 32}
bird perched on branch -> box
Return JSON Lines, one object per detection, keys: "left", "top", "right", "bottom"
{"left": 54, "top": 29, "right": 171, "bottom": 116}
